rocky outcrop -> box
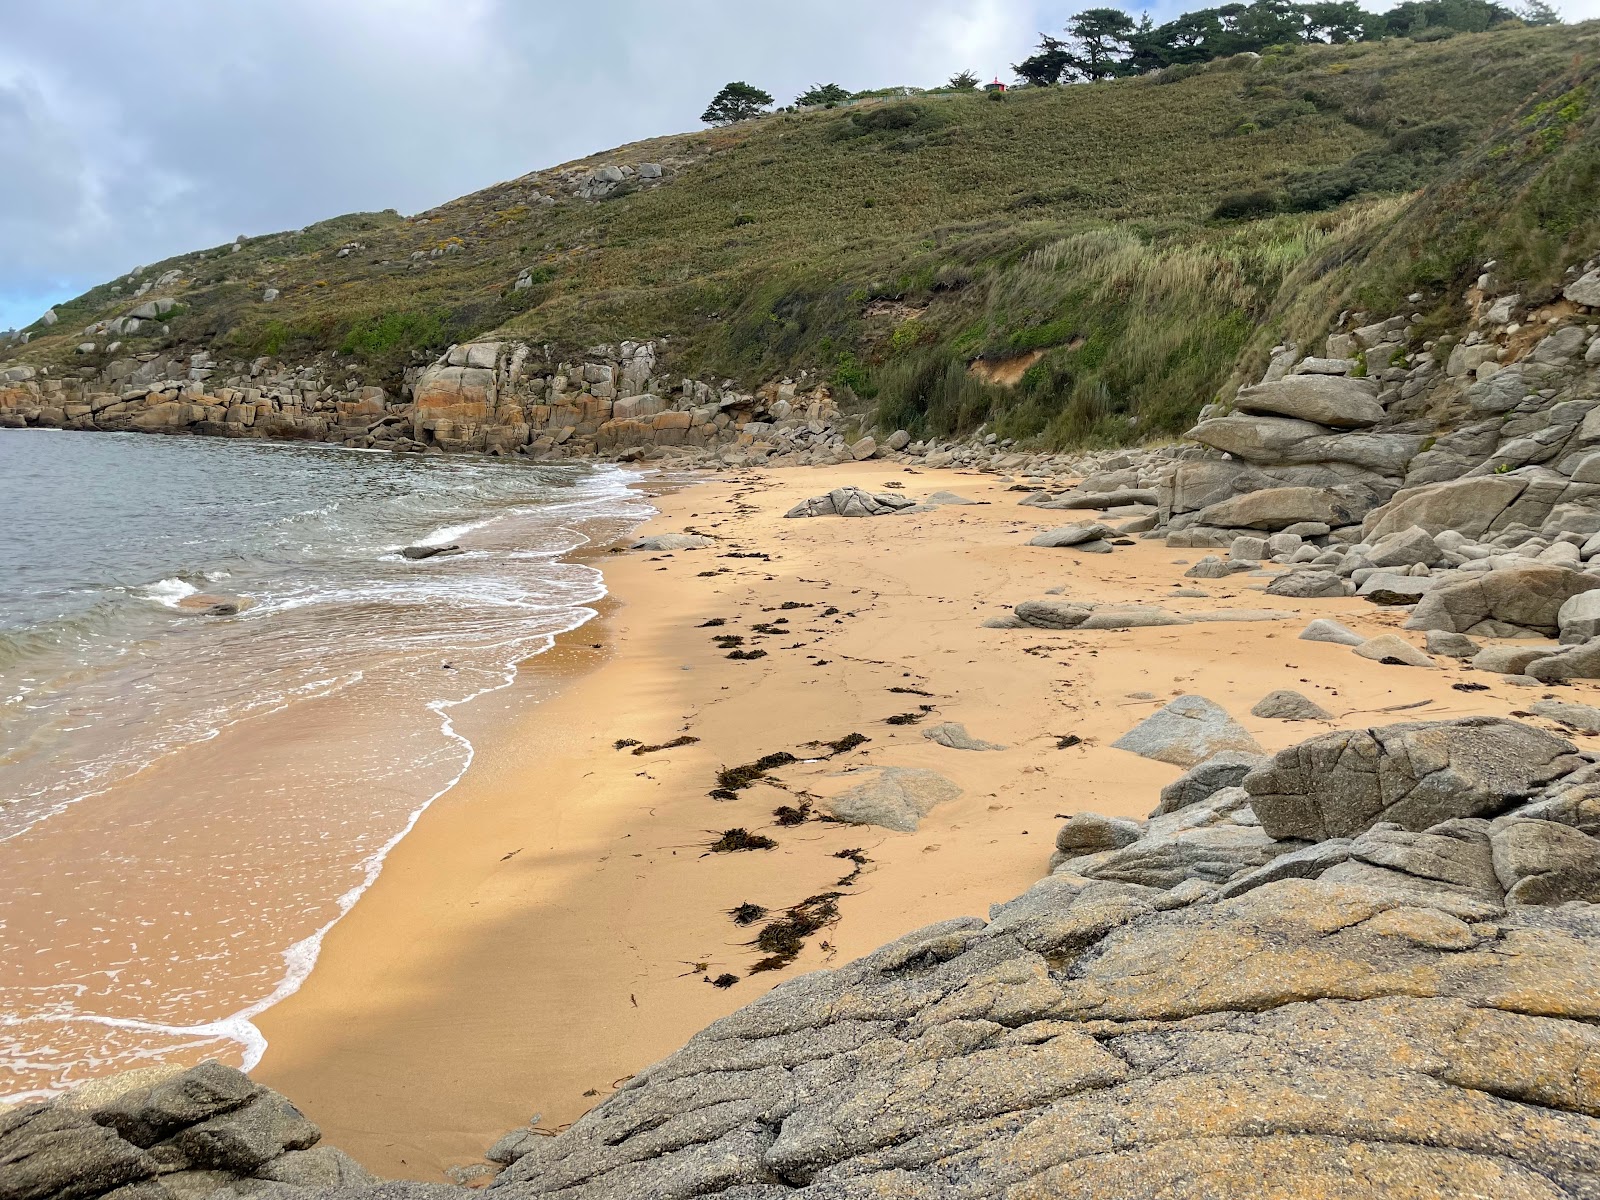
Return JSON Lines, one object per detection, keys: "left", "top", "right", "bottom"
{"left": 784, "top": 487, "right": 917, "bottom": 518}
{"left": 23, "top": 718, "right": 1600, "bottom": 1200}
{"left": 0, "top": 1062, "right": 376, "bottom": 1200}
{"left": 478, "top": 716, "right": 1600, "bottom": 1199}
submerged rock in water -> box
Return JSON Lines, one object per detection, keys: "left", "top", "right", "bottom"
{"left": 400, "top": 544, "right": 463, "bottom": 560}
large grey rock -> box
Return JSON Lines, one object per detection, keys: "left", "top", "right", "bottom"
{"left": 0, "top": 1104, "right": 155, "bottom": 1200}
{"left": 785, "top": 488, "right": 915, "bottom": 518}
{"left": 1405, "top": 566, "right": 1600, "bottom": 637}
{"left": 1196, "top": 487, "right": 1364, "bottom": 532}
{"left": 1154, "top": 751, "right": 1264, "bottom": 815}
{"left": 1425, "top": 630, "right": 1481, "bottom": 659}
{"left": 1528, "top": 636, "right": 1600, "bottom": 683}
{"left": 1321, "top": 820, "right": 1503, "bottom": 902}
{"left": 492, "top": 873, "right": 1600, "bottom": 1200}
{"left": 1363, "top": 476, "right": 1528, "bottom": 541}
{"left": 254, "top": 1145, "right": 375, "bottom": 1187}
{"left": 1189, "top": 416, "right": 1422, "bottom": 475}
{"left": 1112, "top": 695, "right": 1263, "bottom": 768}
{"left": 1530, "top": 698, "right": 1600, "bottom": 734}
{"left": 168, "top": 1094, "right": 319, "bottom": 1173}
{"left": 1266, "top": 570, "right": 1346, "bottom": 599}
{"left": 1061, "top": 810, "right": 1301, "bottom": 890}
{"left": 1471, "top": 645, "right": 1558, "bottom": 676}
{"left": 1233, "top": 375, "right": 1385, "bottom": 428}
{"left": 823, "top": 767, "right": 962, "bottom": 832}
{"left": 1352, "top": 634, "right": 1435, "bottom": 668}
{"left": 922, "top": 722, "right": 1005, "bottom": 751}
{"left": 1041, "top": 488, "right": 1159, "bottom": 510}
{"left": 1559, "top": 590, "right": 1600, "bottom": 644}
{"left": 1054, "top": 812, "right": 1144, "bottom": 856}
{"left": 1251, "top": 689, "right": 1332, "bottom": 721}
{"left": 1013, "top": 599, "right": 1092, "bottom": 629}
{"left": 1490, "top": 817, "right": 1600, "bottom": 905}
{"left": 1565, "top": 269, "right": 1600, "bottom": 308}
{"left": 92, "top": 1063, "right": 259, "bottom": 1149}
{"left": 1244, "top": 717, "right": 1582, "bottom": 841}
{"left": 1364, "top": 526, "right": 1443, "bottom": 569}
{"left": 1027, "top": 523, "right": 1112, "bottom": 549}
{"left": 631, "top": 534, "right": 715, "bottom": 552}
{"left": 1212, "top": 838, "right": 1355, "bottom": 898}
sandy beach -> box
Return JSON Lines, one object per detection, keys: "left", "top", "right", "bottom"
{"left": 252, "top": 461, "right": 1565, "bottom": 1180}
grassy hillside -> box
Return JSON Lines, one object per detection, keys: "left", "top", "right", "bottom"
{"left": 11, "top": 22, "right": 1599, "bottom": 448}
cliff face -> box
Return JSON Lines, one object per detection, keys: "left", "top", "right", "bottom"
{"left": 0, "top": 340, "right": 847, "bottom": 464}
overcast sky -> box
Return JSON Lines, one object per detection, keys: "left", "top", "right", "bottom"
{"left": 1, "top": 0, "right": 1593, "bottom": 331}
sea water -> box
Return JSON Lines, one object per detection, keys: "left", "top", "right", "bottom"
{"left": 0, "top": 429, "right": 650, "bottom": 1099}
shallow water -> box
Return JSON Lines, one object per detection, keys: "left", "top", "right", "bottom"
{"left": 0, "top": 430, "right": 650, "bottom": 1099}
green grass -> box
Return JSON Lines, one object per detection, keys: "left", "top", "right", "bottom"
{"left": 12, "top": 23, "right": 1600, "bottom": 450}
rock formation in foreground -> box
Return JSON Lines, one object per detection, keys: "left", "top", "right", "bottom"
{"left": 8, "top": 716, "right": 1600, "bottom": 1199}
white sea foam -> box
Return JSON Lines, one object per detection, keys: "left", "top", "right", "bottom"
{"left": 0, "top": 448, "right": 658, "bottom": 1099}
{"left": 140, "top": 578, "right": 199, "bottom": 608}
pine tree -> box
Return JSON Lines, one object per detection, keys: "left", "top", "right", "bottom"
{"left": 701, "top": 82, "right": 775, "bottom": 126}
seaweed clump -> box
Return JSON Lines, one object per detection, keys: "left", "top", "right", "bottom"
{"left": 708, "top": 828, "right": 778, "bottom": 853}
{"left": 730, "top": 902, "right": 768, "bottom": 926}
{"left": 715, "top": 752, "right": 798, "bottom": 796}
{"left": 750, "top": 893, "right": 842, "bottom": 973}
{"left": 631, "top": 735, "right": 699, "bottom": 756}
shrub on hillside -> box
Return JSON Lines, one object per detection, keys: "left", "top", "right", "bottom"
{"left": 1213, "top": 189, "right": 1281, "bottom": 219}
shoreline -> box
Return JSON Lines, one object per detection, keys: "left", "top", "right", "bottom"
{"left": 0, "top": 450, "right": 654, "bottom": 1106}
{"left": 249, "top": 461, "right": 1539, "bottom": 1180}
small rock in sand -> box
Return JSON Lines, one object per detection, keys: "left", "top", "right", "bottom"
{"left": 1251, "top": 689, "right": 1332, "bottom": 721}
{"left": 1299, "top": 619, "right": 1365, "bottom": 647}
{"left": 1426, "top": 630, "right": 1481, "bottom": 659}
{"left": 1353, "top": 634, "right": 1435, "bottom": 668}
{"left": 632, "top": 534, "right": 715, "bottom": 551}
{"left": 1112, "top": 695, "right": 1263, "bottom": 768}
{"left": 1028, "top": 523, "right": 1112, "bottom": 551}
{"left": 823, "top": 767, "right": 962, "bottom": 832}
{"left": 922, "top": 722, "right": 1005, "bottom": 751}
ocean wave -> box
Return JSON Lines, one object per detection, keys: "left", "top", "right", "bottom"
{"left": 139, "top": 578, "right": 199, "bottom": 608}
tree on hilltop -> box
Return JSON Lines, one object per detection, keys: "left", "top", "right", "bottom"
{"left": 702, "top": 82, "right": 774, "bottom": 126}
{"left": 1064, "top": 8, "right": 1141, "bottom": 79}
{"left": 1516, "top": 0, "right": 1562, "bottom": 23}
{"left": 1014, "top": 34, "right": 1075, "bottom": 85}
{"left": 796, "top": 82, "right": 851, "bottom": 107}
{"left": 948, "top": 69, "right": 981, "bottom": 89}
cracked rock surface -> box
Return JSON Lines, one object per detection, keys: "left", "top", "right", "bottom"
{"left": 477, "top": 719, "right": 1600, "bottom": 1200}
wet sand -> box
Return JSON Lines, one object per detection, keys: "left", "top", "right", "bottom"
{"left": 252, "top": 463, "right": 1583, "bottom": 1178}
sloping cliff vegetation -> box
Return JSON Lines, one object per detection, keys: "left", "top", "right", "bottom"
{"left": 6, "top": 20, "right": 1598, "bottom": 450}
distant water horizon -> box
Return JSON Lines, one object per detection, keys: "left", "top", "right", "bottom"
{"left": 0, "top": 429, "right": 652, "bottom": 1100}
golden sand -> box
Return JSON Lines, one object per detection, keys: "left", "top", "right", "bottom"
{"left": 252, "top": 463, "right": 1570, "bottom": 1178}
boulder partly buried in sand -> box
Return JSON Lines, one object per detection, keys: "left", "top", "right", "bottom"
{"left": 1251, "top": 689, "right": 1332, "bottom": 721}
{"left": 922, "top": 722, "right": 1005, "bottom": 751}
{"left": 1027, "top": 523, "right": 1113, "bottom": 551}
{"left": 1112, "top": 695, "right": 1263, "bottom": 768}
{"left": 785, "top": 487, "right": 917, "bottom": 518}
{"left": 822, "top": 766, "right": 962, "bottom": 832}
